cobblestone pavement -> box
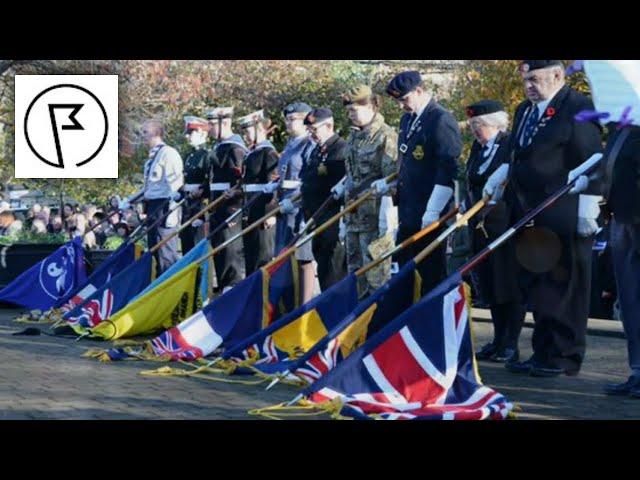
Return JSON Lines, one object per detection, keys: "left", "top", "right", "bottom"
{"left": 1, "top": 308, "right": 639, "bottom": 420}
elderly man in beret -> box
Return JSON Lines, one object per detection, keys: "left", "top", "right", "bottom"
{"left": 483, "top": 60, "right": 603, "bottom": 377}
{"left": 374, "top": 71, "right": 462, "bottom": 295}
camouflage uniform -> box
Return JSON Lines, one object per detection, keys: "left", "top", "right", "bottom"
{"left": 344, "top": 109, "right": 398, "bottom": 297}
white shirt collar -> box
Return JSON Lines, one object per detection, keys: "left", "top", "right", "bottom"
{"left": 483, "top": 132, "right": 499, "bottom": 152}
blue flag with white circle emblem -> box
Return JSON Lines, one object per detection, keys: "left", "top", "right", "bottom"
{"left": 0, "top": 237, "right": 87, "bottom": 311}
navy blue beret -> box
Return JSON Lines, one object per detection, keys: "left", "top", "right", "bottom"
{"left": 304, "top": 108, "right": 333, "bottom": 126}
{"left": 465, "top": 100, "right": 505, "bottom": 118}
{"left": 386, "top": 71, "right": 422, "bottom": 99}
{"left": 283, "top": 102, "right": 312, "bottom": 116}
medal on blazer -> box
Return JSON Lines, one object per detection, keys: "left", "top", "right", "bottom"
{"left": 412, "top": 145, "right": 425, "bottom": 160}
{"left": 317, "top": 163, "right": 328, "bottom": 175}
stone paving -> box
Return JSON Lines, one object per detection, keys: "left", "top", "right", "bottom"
{"left": 1, "top": 308, "right": 639, "bottom": 420}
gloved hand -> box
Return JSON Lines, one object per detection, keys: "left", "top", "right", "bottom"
{"left": 265, "top": 216, "right": 276, "bottom": 228}
{"left": 331, "top": 180, "right": 346, "bottom": 200}
{"left": 567, "top": 152, "right": 603, "bottom": 195}
{"left": 569, "top": 175, "right": 590, "bottom": 195}
{"left": 371, "top": 179, "right": 390, "bottom": 196}
{"left": 192, "top": 219, "right": 204, "bottom": 228}
{"left": 172, "top": 191, "right": 183, "bottom": 202}
{"left": 263, "top": 182, "right": 279, "bottom": 194}
{"left": 421, "top": 184, "right": 453, "bottom": 228}
{"left": 482, "top": 163, "right": 509, "bottom": 201}
{"left": 279, "top": 198, "right": 295, "bottom": 214}
{"left": 577, "top": 194, "right": 602, "bottom": 237}
{"left": 339, "top": 218, "right": 346, "bottom": 243}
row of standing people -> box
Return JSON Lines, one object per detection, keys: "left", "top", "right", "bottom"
{"left": 126, "top": 62, "right": 640, "bottom": 398}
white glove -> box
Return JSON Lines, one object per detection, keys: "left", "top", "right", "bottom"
{"left": 265, "top": 216, "right": 276, "bottom": 228}
{"left": 482, "top": 163, "right": 509, "bottom": 201}
{"left": 172, "top": 191, "right": 183, "bottom": 202}
{"left": 279, "top": 198, "right": 295, "bottom": 214}
{"left": 263, "top": 182, "right": 279, "bottom": 194}
{"left": 371, "top": 179, "right": 390, "bottom": 196}
{"left": 421, "top": 184, "right": 453, "bottom": 228}
{"left": 331, "top": 180, "right": 346, "bottom": 200}
{"left": 569, "top": 175, "right": 589, "bottom": 195}
{"left": 378, "top": 196, "right": 395, "bottom": 238}
{"left": 339, "top": 218, "right": 346, "bottom": 243}
{"left": 390, "top": 262, "right": 400, "bottom": 275}
{"left": 192, "top": 219, "right": 204, "bottom": 228}
{"left": 577, "top": 194, "right": 602, "bottom": 237}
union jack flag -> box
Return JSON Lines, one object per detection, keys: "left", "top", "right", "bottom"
{"left": 303, "top": 274, "right": 513, "bottom": 420}
{"left": 66, "top": 288, "right": 114, "bottom": 329}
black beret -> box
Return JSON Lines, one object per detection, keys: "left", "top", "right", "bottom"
{"left": 304, "top": 108, "right": 333, "bottom": 126}
{"left": 386, "top": 71, "right": 422, "bottom": 99}
{"left": 519, "top": 60, "right": 564, "bottom": 73}
{"left": 465, "top": 100, "right": 505, "bottom": 118}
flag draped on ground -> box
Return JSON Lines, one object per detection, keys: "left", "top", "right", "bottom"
{"left": 297, "top": 273, "right": 512, "bottom": 420}
{"left": 0, "top": 237, "right": 87, "bottom": 311}
{"left": 63, "top": 252, "right": 154, "bottom": 335}
{"left": 223, "top": 260, "right": 422, "bottom": 385}
{"left": 95, "top": 256, "right": 299, "bottom": 361}
{"left": 56, "top": 243, "right": 140, "bottom": 315}
{"left": 130, "top": 238, "right": 212, "bottom": 305}
{"left": 221, "top": 273, "right": 359, "bottom": 371}
{"left": 89, "top": 261, "right": 200, "bottom": 340}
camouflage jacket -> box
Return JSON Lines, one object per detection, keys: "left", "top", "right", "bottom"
{"left": 344, "top": 113, "right": 398, "bottom": 232}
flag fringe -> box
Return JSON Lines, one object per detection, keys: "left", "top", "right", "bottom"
{"left": 14, "top": 308, "right": 63, "bottom": 324}
{"left": 139, "top": 364, "right": 269, "bottom": 386}
{"left": 248, "top": 397, "right": 349, "bottom": 420}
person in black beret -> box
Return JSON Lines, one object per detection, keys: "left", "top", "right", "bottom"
{"left": 483, "top": 60, "right": 603, "bottom": 377}
{"left": 281, "top": 107, "right": 347, "bottom": 291}
{"left": 374, "top": 70, "right": 462, "bottom": 295}
{"left": 464, "top": 100, "right": 525, "bottom": 364}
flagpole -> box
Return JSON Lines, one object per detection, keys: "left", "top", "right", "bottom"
{"left": 83, "top": 208, "right": 121, "bottom": 239}
{"left": 412, "top": 197, "right": 488, "bottom": 265}
{"left": 355, "top": 206, "right": 460, "bottom": 277}
{"left": 149, "top": 185, "right": 239, "bottom": 255}
{"left": 192, "top": 193, "right": 303, "bottom": 266}
{"left": 126, "top": 198, "right": 187, "bottom": 248}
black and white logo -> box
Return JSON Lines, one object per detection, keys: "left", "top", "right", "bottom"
{"left": 15, "top": 75, "right": 118, "bottom": 178}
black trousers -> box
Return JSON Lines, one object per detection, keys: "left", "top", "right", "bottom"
{"left": 518, "top": 233, "right": 593, "bottom": 373}
{"left": 210, "top": 207, "right": 245, "bottom": 290}
{"left": 395, "top": 223, "right": 447, "bottom": 297}
{"left": 179, "top": 198, "right": 204, "bottom": 255}
{"left": 244, "top": 224, "right": 276, "bottom": 275}
{"left": 312, "top": 221, "right": 346, "bottom": 292}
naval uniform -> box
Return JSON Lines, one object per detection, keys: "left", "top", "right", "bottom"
{"left": 210, "top": 134, "right": 247, "bottom": 290}
{"left": 243, "top": 140, "right": 280, "bottom": 275}
{"left": 179, "top": 145, "right": 212, "bottom": 255}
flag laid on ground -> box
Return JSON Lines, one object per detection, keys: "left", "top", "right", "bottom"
{"left": 221, "top": 273, "right": 359, "bottom": 371}
{"left": 225, "top": 260, "right": 422, "bottom": 385}
{"left": 130, "top": 238, "right": 212, "bottom": 305}
{"left": 63, "top": 252, "right": 154, "bottom": 335}
{"left": 296, "top": 273, "right": 512, "bottom": 420}
{"left": 56, "top": 243, "right": 140, "bottom": 315}
{"left": 89, "top": 261, "right": 200, "bottom": 340}
{"left": 0, "top": 237, "right": 87, "bottom": 311}
{"left": 94, "top": 256, "right": 299, "bottom": 361}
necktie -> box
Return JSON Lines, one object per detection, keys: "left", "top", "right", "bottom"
{"left": 521, "top": 104, "right": 540, "bottom": 146}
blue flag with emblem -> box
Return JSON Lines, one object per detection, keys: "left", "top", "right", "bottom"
{"left": 0, "top": 237, "right": 87, "bottom": 311}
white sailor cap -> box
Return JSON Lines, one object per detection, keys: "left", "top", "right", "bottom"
{"left": 183, "top": 115, "right": 209, "bottom": 132}
{"left": 238, "top": 109, "right": 265, "bottom": 129}
{"left": 206, "top": 106, "right": 234, "bottom": 120}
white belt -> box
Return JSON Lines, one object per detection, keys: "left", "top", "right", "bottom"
{"left": 243, "top": 184, "right": 267, "bottom": 193}
{"left": 210, "top": 183, "right": 231, "bottom": 191}
{"left": 184, "top": 184, "right": 203, "bottom": 192}
{"left": 281, "top": 180, "right": 301, "bottom": 190}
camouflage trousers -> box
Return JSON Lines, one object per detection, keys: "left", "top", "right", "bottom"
{"left": 346, "top": 230, "right": 393, "bottom": 298}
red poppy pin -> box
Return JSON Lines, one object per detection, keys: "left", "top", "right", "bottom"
{"left": 546, "top": 107, "right": 556, "bottom": 117}
{"left": 466, "top": 107, "right": 475, "bottom": 118}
